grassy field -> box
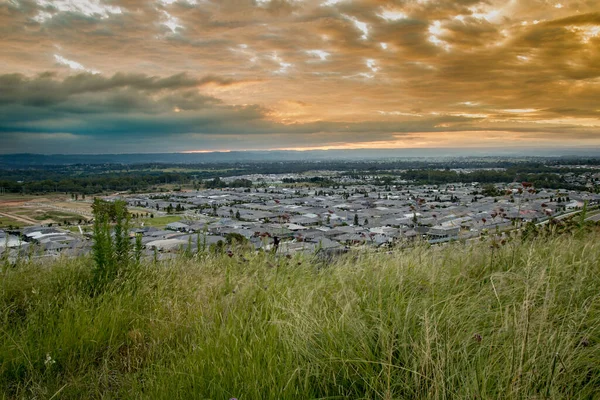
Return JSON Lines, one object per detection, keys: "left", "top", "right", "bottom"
{"left": 1, "top": 234, "right": 599, "bottom": 399}
{"left": 0, "top": 216, "right": 27, "bottom": 229}
{"left": 31, "top": 210, "right": 86, "bottom": 223}
{"left": 137, "top": 215, "right": 182, "bottom": 228}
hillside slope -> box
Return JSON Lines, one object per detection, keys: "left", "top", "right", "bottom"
{"left": 1, "top": 234, "right": 600, "bottom": 399}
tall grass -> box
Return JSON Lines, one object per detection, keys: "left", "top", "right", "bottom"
{"left": 1, "top": 234, "right": 600, "bottom": 399}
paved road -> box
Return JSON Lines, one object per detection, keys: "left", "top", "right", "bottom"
{"left": 585, "top": 213, "right": 600, "bottom": 222}
{"left": 536, "top": 209, "right": 582, "bottom": 226}
{"left": 460, "top": 209, "right": 585, "bottom": 245}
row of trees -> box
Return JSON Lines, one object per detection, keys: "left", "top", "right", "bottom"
{"left": 400, "top": 169, "right": 589, "bottom": 191}
{"left": 204, "top": 177, "right": 252, "bottom": 189}
{"left": 0, "top": 172, "right": 189, "bottom": 194}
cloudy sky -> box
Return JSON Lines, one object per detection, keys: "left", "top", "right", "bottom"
{"left": 1, "top": 0, "right": 599, "bottom": 153}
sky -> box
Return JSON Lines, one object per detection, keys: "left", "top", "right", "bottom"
{"left": 0, "top": 0, "right": 599, "bottom": 154}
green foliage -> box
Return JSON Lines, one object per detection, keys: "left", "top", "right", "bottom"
{"left": 209, "top": 239, "right": 225, "bottom": 254}
{"left": 482, "top": 184, "right": 501, "bottom": 197}
{"left": 91, "top": 199, "right": 133, "bottom": 292}
{"left": 225, "top": 232, "right": 247, "bottom": 246}
{"left": 134, "top": 234, "right": 143, "bottom": 265}
{"left": 2, "top": 235, "right": 600, "bottom": 398}
{"left": 521, "top": 221, "right": 539, "bottom": 241}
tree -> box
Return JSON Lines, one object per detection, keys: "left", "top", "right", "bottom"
{"left": 225, "top": 232, "right": 247, "bottom": 245}
{"left": 482, "top": 184, "right": 499, "bottom": 197}
{"left": 91, "top": 199, "right": 133, "bottom": 292}
{"left": 235, "top": 210, "right": 241, "bottom": 220}
{"left": 354, "top": 213, "right": 359, "bottom": 226}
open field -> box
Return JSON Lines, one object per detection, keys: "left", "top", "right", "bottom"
{"left": 0, "top": 195, "right": 93, "bottom": 227}
{"left": 137, "top": 215, "right": 182, "bottom": 227}
{"left": 1, "top": 233, "right": 599, "bottom": 399}
{"left": 0, "top": 211, "right": 38, "bottom": 225}
{"left": 0, "top": 192, "right": 183, "bottom": 230}
{"left": 0, "top": 215, "right": 28, "bottom": 229}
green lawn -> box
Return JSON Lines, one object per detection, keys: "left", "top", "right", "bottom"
{"left": 0, "top": 216, "right": 27, "bottom": 229}
{"left": 137, "top": 215, "right": 182, "bottom": 228}
{"left": 1, "top": 233, "right": 600, "bottom": 398}
{"left": 31, "top": 210, "right": 86, "bottom": 223}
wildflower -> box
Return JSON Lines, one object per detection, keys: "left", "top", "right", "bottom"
{"left": 473, "top": 333, "right": 482, "bottom": 343}
{"left": 44, "top": 353, "right": 56, "bottom": 367}
{"left": 580, "top": 337, "right": 590, "bottom": 347}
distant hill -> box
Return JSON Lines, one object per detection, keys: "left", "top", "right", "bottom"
{"left": 1, "top": 147, "right": 600, "bottom": 166}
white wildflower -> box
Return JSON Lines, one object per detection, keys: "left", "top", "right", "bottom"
{"left": 44, "top": 353, "right": 56, "bottom": 367}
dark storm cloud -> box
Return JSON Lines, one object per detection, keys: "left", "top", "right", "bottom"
{"left": 0, "top": 0, "right": 599, "bottom": 152}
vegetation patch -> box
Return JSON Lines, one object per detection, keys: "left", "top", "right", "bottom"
{"left": 138, "top": 215, "right": 182, "bottom": 228}
{"left": 1, "top": 232, "right": 600, "bottom": 398}
{"left": 0, "top": 216, "right": 27, "bottom": 229}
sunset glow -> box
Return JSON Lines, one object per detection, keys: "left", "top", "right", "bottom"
{"left": 1, "top": 0, "right": 599, "bottom": 153}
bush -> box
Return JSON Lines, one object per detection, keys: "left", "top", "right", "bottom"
{"left": 91, "top": 199, "right": 137, "bottom": 292}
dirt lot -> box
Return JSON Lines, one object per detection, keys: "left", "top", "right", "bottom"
{"left": 0, "top": 194, "right": 93, "bottom": 228}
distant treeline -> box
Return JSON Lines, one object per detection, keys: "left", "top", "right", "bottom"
{"left": 0, "top": 172, "right": 190, "bottom": 194}
{"left": 0, "top": 160, "right": 596, "bottom": 194}
{"left": 401, "top": 168, "right": 591, "bottom": 191}
{"left": 282, "top": 177, "right": 337, "bottom": 187}
{"left": 204, "top": 177, "right": 253, "bottom": 189}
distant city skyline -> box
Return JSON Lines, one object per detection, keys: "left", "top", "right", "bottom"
{"left": 1, "top": 0, "right": 599, "bottom": 154}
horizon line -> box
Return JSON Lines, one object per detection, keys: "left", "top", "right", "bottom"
{"left": 3, "top": 146, "right": 600, "bottom": 157}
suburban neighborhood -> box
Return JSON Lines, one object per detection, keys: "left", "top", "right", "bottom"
{"left": 2, "top": 171, "right": 599, "bottom": 262}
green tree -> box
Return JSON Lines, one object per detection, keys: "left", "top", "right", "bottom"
{"left": 91, "top": 199, "right": 133, "bottom": 292}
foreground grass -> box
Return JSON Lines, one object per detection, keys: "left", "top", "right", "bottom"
{"left": 1, "top": 235, "right": 600, "bottom": 399}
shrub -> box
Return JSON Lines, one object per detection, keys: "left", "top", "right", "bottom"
{"left": 90, "top": 199, "right": 134, "bottom": 292}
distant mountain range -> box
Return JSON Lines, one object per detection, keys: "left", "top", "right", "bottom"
{"left": 1, "top": 147, "right": 600, "bottom": 166}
